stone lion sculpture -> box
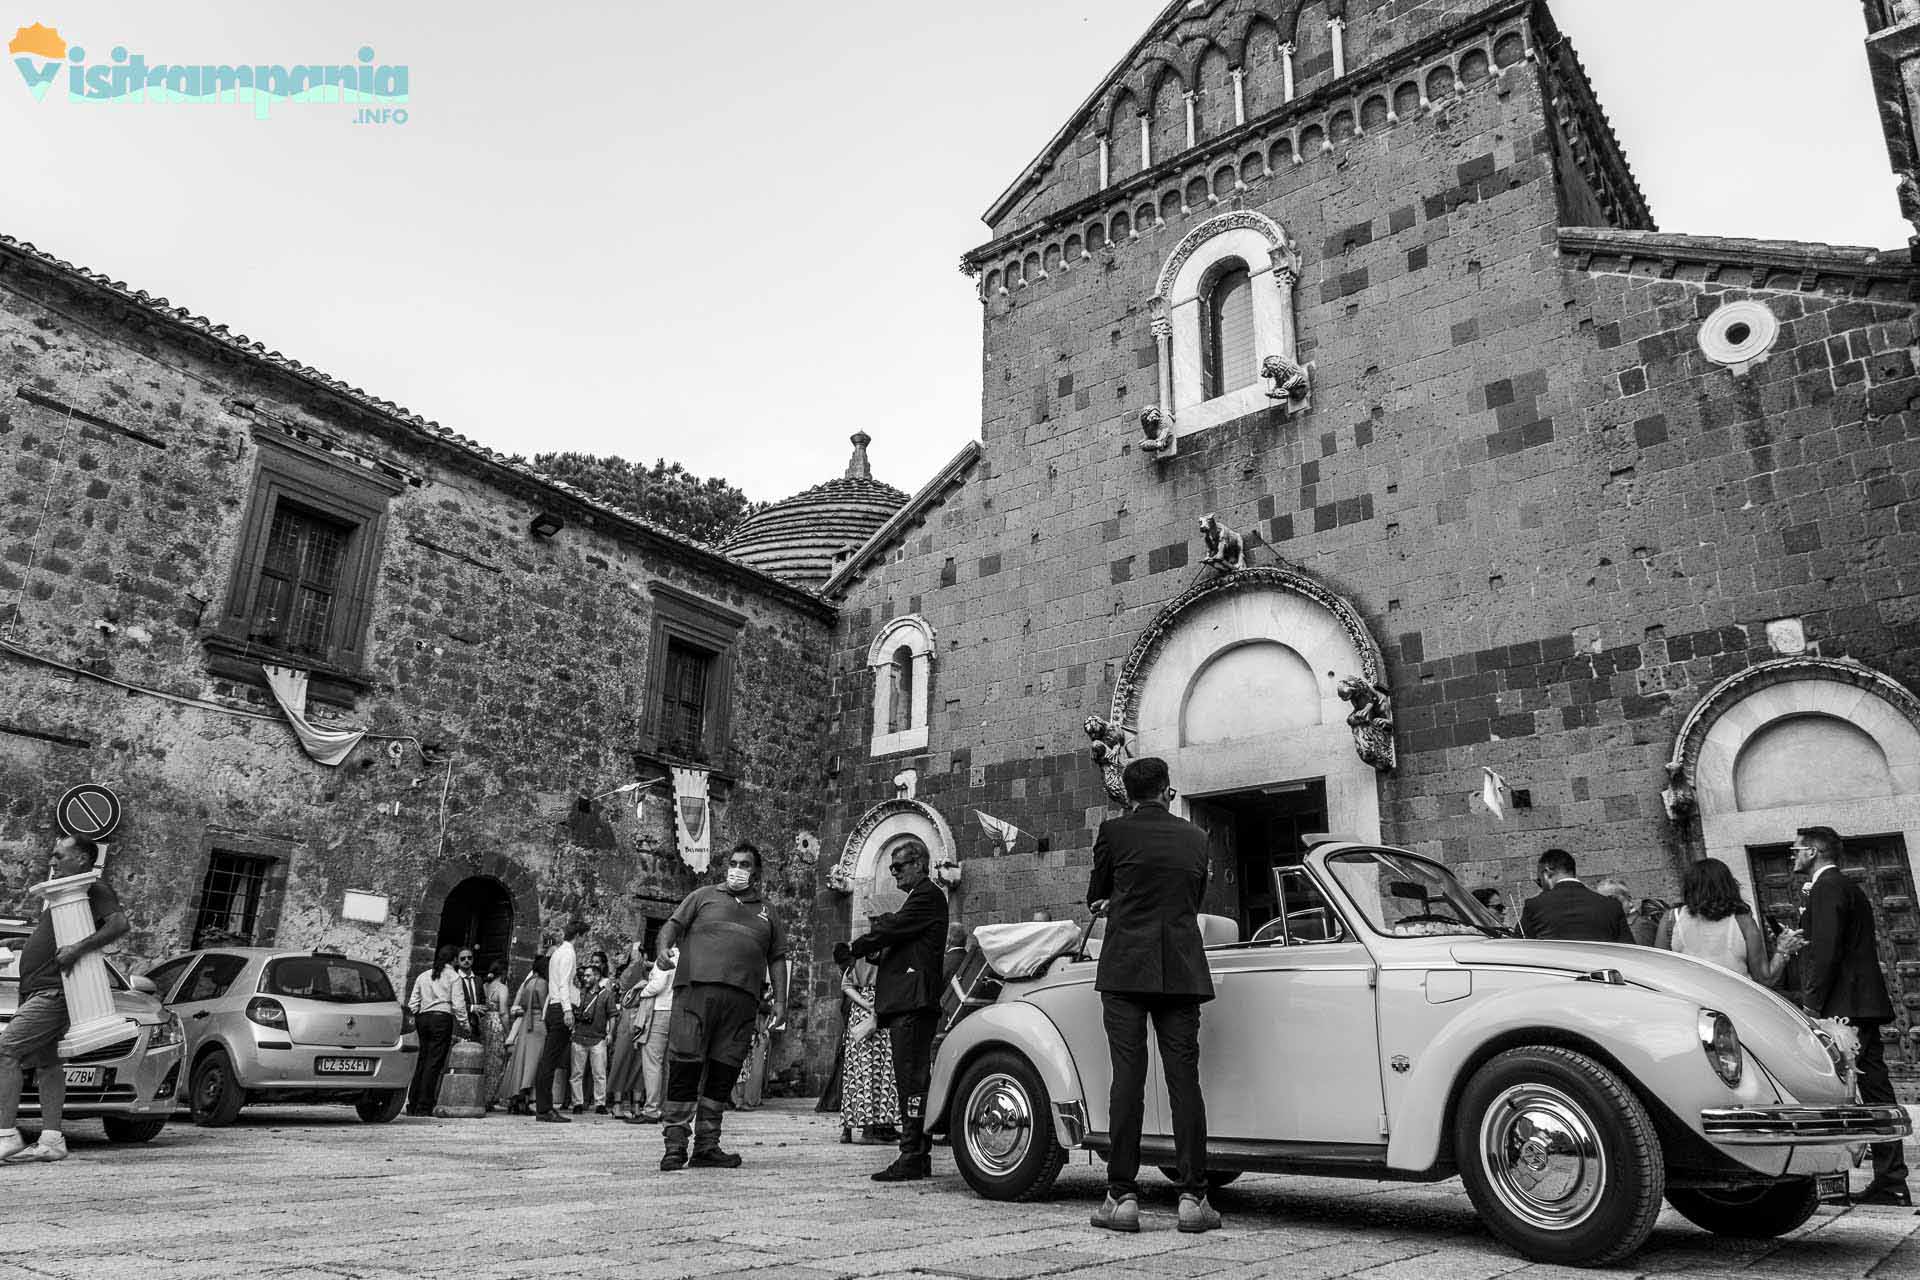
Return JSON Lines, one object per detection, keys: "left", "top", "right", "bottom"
{"left": 1336, "top": 675, "right": 1395, "bottom": 771}
{"left": 1262, "top": 353, "right": 1310, "bottom": 401}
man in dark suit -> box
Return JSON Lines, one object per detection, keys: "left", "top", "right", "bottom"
{"left": 845, "top": 837, "right": 949, "bottom": 1183}
{"left": 1795, "top": 825, "right": 1908, "bottom": 1206}
{"left": 1519, "top": 849, "right": 1635, "bottom": 943}
{"left": 1085, "top": 757, "right": 1219, "bottom": 1235}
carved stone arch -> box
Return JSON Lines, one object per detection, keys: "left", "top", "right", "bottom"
{"left": 1132, "top": 50, "right": 1186, "bottom": 103}
{"left": 1182, "top": 36, "right": 1228, "bottom": 87}
{"left": 1107, "top": 565, "right": 1384, "bottom": 734}
{"left": 1153, "top": 208, "right": 1295, "bottom": 303}
{"left": 868, "top": 614, "right": 937, "bottom": 755}
{"left": 1278, "top": 0, "right": 1313, "bottom": 43}
{"left": 1105, "top": 86, "right": 1142, "bottom": 135}
{"left": 831, "top": 798, "right": 958, "bottom": 925}
{"left": 1668, "top": 656, "right": 1920, "bottom": 795}
{"left": 408, "top": 854, "right": 542, "bottom": 985}
{"left": 1220, "top": 14, "right": 1259, "bottom": 65}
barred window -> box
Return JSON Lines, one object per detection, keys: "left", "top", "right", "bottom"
{"left": 192, "top": 851, "right": 274, "bottom": 948}
{"left": 249, "top": 503, "right": 352, "bottom": 656}
{"left": 659, "top": 639, "right": 715, "bottom": 760}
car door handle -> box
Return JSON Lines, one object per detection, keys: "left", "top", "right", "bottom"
{"left": 191, "top": 1011, "right": 210, "bottom": 1020}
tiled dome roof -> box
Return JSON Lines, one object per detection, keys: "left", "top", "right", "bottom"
{"left": 718, "top": 433, "right": 907, "bottom": 589}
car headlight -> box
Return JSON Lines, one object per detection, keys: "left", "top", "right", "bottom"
{"left": 1698, "top": 1009, "right": 1743, "bottom": 1086}
{"left": 147, "top": 1015, "right": 183, "bottom": 1049}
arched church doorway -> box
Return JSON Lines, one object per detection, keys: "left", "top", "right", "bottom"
{"left": 1114, "top": 567, "right": 1388, "bottom": 939}
{"left": 436, "top": 876, "right": 515, "bottom": 977}
{"left": 834, "top": 799, "right": 957, "bottom": 936}
{"left": 1670, "top": 657, "right": 1920, "bottom": 1098}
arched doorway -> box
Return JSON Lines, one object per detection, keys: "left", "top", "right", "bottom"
{"left": 1670, "top": 656, "right": 1920, "bottom": 1097}
{"left": 833, "top": 799, "right": 957, "bottom": 933}
{"left": 435, "top": 876, "right": 515, "bottom": 977}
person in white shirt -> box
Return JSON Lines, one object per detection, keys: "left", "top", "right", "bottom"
{"left": 406, "top": 945, "right": 470, "bottom": 1117}
{"left": 534, "top": 920, "right": 589, "bottom": 1122}
{"left": 626, "top": 945, "right": 678, "bottom": 1124}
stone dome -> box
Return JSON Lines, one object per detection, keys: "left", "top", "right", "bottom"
{"left": 720, "top": 433, "right": 907, "bottom": 589}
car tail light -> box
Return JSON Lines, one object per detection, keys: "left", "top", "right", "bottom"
{"left": 246, "top": 997, "right": 288, "bottom": 1030}
{"left": 1699, "top": 1009, "right": 1744, "bottom": 1087}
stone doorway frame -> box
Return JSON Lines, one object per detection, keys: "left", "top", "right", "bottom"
{"left": 408, "top": 855, "right": 541, "bottom": 989}
{"left": 832, "top": 799, "right": 957, "bottom": 934}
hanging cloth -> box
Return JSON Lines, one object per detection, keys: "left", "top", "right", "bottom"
{"left": 262, "top": 664, "right": 367, "bottom": 766}
{"left": 671, "top": 766, "right": 713, "bottom": 872}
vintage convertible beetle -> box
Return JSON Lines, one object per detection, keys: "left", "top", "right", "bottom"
{"left": 927, "top": 842, "right": 1910, "bottom": 1268}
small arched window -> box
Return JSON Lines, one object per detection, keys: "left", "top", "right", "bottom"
{"left": 888, "top": 645, "right": 915, "bottom": 734}
{"left": 869, "top": 615, "right": 936, "bottom": 755}
{"left": 1203, "top": 262, "right": 1257, "bottom": 400}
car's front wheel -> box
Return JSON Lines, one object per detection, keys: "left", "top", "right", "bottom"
{"left": 1454, "top": 1045, "right": 1664, "bottom": 1267}
{"left": 101, "top": 1116, "right": 168, "bottom": 1143}
{"left": 949, "top": 1050, "right": 1067, "bottom": 1202}
{"left": 1665, "top": 1180, "right": 1820, "bottom": 1238}
{"left": 356, "top": 1090, "right": 407, "bottom": 1124}
{"left": 189, "top": 1050, "right": 247, "bottom": 1127}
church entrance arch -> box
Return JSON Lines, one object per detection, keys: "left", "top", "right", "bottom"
{"left": 833, "top": 800, "right": 957, "bottom": 932}
{"left": 1110, "top": 567, "right": 1388, "bottom": 931}
{"left": 409, "top": 857, "right": 540, "bottom": 989}
{"left": 1669, "top": 656, "right": 1920, "bottom": 1095}
{"left": 436, "top": 876, "right": 515, "bottom": 977}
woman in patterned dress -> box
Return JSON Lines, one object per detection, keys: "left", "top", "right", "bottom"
{"left": 837, "top": 956, "right": 898, "bottom": 1143}
{"left": 480, "top": 961, "right": 512, "bottom": 1109}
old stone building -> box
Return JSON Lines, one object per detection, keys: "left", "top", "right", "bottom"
{"left": 0, "top": 232, "right": 844, "bottom": 1082}
{"left": 806, "top": 0, "right": 1920, "bottom": 1088}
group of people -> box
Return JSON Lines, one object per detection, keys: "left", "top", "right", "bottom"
{"left": 1486, "top": 836, "right": 1909, "bottom": 1208}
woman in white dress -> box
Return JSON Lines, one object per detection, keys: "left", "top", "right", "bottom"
{"left": 1656, "top": 857, "right": 1802, "bottom": 985}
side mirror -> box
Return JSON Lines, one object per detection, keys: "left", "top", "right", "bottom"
{"left": 129, "top": 975, "right": 159, "bottom": 996}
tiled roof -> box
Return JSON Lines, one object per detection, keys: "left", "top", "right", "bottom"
{"left": 0, "top": 232, "right": 834, "bottom": 613}
{"left": 719, "top": 433, "right": 908, "bottom": 589}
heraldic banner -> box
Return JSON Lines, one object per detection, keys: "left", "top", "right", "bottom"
{"left": 670, "top": 765, "right": 712, "bottom": 872}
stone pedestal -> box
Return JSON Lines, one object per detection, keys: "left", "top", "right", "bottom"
{"left": 27, "top": 869, "right": 136, "bottom": 1058}
{"left": 433, "top": 1039, "right": 488, "bottom": 1118}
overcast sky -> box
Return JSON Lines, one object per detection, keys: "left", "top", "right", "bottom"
{"left": 3, "top": 2, "right": 1904, "bottom": 503}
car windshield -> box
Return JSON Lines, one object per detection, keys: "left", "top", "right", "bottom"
{"left": 1, "top": 928, "right": 129, "bottom": 990}
{"left": 1325, "top": 850, "right": 1507, "bottom": 938}
{"left": 262, "top": 955, "right": 395, "bottom": 1004}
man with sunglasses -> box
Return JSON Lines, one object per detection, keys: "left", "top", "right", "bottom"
{"left": 842, "top": 837, "right": 949, "bottom": 1182}
{"left": 653, "top": 841, "right": 788, "bottom": 1171}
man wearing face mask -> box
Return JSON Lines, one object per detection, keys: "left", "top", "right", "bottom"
{"left": 653, "top": 842, "right": 788, "bottom": 1170}
{"left": 841, "top": 837, "right": 949, "bottom": 1182}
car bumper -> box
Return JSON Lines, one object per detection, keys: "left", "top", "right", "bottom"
{"left": 17, "top": 1040, "right": 183, "bottom": 1118}
{"left": 232, "top": 1044, "right": 415, "bottom": 1091}
{"left": 1700, "top": 1104, "right": 1913, "bottom": 1145}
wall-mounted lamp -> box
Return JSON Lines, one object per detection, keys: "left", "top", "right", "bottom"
{"left": 530, "top": 511, "right": 564, "bottom": 538}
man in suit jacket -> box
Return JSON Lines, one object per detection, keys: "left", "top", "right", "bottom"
{"left": 1085, "top": 757, "right": 1220, "bottom": 1235}
{"left": 1796, "top": 825, "right": 1908, "bottom": 1205}
{"left": 846, "top": 836, "right": 949, "bottom": 1183}
{"left": 1519, "top": 849, "right": 1635, "bottom": 943}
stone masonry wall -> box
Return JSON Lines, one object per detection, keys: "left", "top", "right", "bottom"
{"left": 0, "top": 255, "right": 835, "bottom": 1082}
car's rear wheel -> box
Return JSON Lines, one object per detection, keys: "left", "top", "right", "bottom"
{"left": 1665, "top": 1180, "right": 1820, "bottom": 1238}
{"left": 1454, "top": 1045, "right": 1664, "bottom": 1267}
{"left": 356, "top": 1090, "right": 407, "bottom": 1124}
{"left": 189, "top": 1050, "right": 247, "bottom": 1127}
{"left": 101, "top": 1116, "right": 168, "bottom": 1144}
{"left": 1159, "top": 1166, "right": 1242, "bottom": 1190}
{"left": 949, "top": 1050, "right": 1067, "bottom": 1202}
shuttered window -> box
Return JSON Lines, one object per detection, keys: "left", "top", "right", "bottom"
{"left": 660, "top": 639, "right": 714, "bottom": 759}
{"left": 1203, "top": 264, "right": 1257, "bottom": 399}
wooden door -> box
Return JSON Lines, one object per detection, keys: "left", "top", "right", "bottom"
{"left": 1749, "top": 834, "right": 1919, "bottom": 1100}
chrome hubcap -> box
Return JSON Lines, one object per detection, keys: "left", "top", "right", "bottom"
{"left": 1480, "top": 1083, "right": 1607, "bottom": 1229}
{"left": 964, "top": 1072, "right": 1033, "bottom": 1176}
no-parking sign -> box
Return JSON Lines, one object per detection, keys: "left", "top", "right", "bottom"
{"left": 56, "top": 784, "right": 122, "bottom": 843}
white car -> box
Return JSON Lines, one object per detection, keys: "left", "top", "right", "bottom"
{"left": 929, "top": 842, "right": 1909, "bottom": 1267}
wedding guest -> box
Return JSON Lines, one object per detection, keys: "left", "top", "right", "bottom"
{"left": 627, "top": 945, "right": 676, "bottom": 1124}
{"left": 480, "top": 961, "right": 512, "bottom": 1109}
{"left": 570, "top": 963, "right": 614, "bottom": 1114}
{"left": 605, "top": 944, "right": 650, "bottom": 1120}
{"left": 405, "top": 945, "right": 469, "bottom": 1117}
{"left": 1656, "top": 857, "right": 1802, "bottom": 985}
{"left": 501, "top": 955, "right": 549, "bottom": 1113}
{"left": 837, "top": 955, "right": 899, "bottom": 1144}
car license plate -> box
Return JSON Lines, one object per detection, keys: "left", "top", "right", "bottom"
{"left": 62, "top": 1066, "right": 101, "bottom": 1088}
{"left": 1816, "top": 1172, "right": 1850, "bottom": 1202}
{"left": 315, "top": 1056, "right": 374, "bottom": 1075}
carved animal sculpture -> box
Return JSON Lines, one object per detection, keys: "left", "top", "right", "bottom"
{"left": 1262, "top": 353, "right": 1310, "bottom": 401}
{"left": 1083, "top": 715, "right": 1131, "bottom": 765}
{"left": 1199, "top": 513, "right": 1245, "bottom": 572}
{"left": 1336, "top": 675, "right": 1396, "bottom": 771}
{"left": 1139, "top": 406, "right": 1174, "bottom": 454}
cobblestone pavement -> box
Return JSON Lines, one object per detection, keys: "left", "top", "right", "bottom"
{"left": 4, "top": 1101, "right": 1917, "bottom": 1279}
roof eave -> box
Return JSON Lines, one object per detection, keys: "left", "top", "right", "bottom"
{"left": 822, "top": 441, "right": 983, "bottom": 599}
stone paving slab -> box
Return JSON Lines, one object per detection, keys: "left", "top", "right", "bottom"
{"left": 0, "top": 1101, "right": 1915, "bottom": 1279}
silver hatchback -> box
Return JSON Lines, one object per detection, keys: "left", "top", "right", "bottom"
{"left": 144, "top": 947, "right": 418, "bottom": 1126}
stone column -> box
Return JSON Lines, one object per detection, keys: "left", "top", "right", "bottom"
{"left": 1139, "top": 112, "right": 1153, "bottom": 169}
{"left": 1280, "top": 42, "right": 1296, "bottom": 101}
{"left": 1098, "top": 133, "right": 1111, "bottom": 189}
{"left": 1184, "top": 91, "right": 1198, "bottom": 149}
{"left": 1231, "top": 67, "right": 1246, "bottom": 126}
{"left": 1329, "top": 19, "right": 1347, "bottom": 79}
{"left": 28, "top": 868, "right": 136, "bottom": 1057}
{"left": 1152, "top": 317, "right": 1175, "bottom": 422}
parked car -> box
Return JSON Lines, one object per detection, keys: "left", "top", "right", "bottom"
{"left": 929, "top": 842, "right": 1911, "bottom": 1268}
{"left": 144, "top": 946, "right": 417, "bottom": 1126}
{"left": 0, "top": 917, "right": 184, "bottom": 1143}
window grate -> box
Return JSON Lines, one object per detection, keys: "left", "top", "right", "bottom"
{"left": 251, "top": 503, "right": 351, "bottom": 656}
{"left": 192, "top": 852, "right": 273, "bottom": 948}
{"left": 660, "top": 640, "right": 712, "bottom": 759}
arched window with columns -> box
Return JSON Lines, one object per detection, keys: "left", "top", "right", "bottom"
{"left": 1148, "top": 210, "right": 1305, "bottom": 442}
{"left": 869, "top": 614, "right": 936, "bottom": 755}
